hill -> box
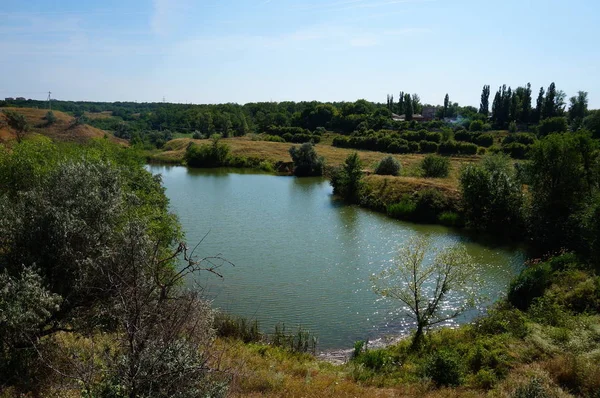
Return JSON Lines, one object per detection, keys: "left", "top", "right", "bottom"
{"left": 0, "top": 107, "right": 126, "bottom": 145}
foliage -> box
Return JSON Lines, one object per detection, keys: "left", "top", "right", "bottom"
{"left": 423, "top": 350, "right": 464, "bottom": 386}
{"left": 0, "top": 140, "right": 228, "bottom": 396}
{"left": 527, "top": 132, "right": 599, "bottom": 252}
{"left": 421, "top": 155, "right": 450, "bottom": 178}
{"left": 469, "top": 120, "right": 484, "bottom": 132}
{"left": 185, "top": 134, "right": 231, "bottom": 167}
{"left": 45, "top": 110, "right": 57, "bottom": 125}
{"left": 508, "top": 261, "right": 553, "bottom": 310}
{"left": 330, "top": 152, "right": 363, "bottom": 202}
{"left": 537, "top": 116, "right": 568, "bottom": 137}
{"left": 288, "top": 142, "right": 324, "bottom": 176}
{"left": 214, "top": 313, "right": 262, "bottom": 343}
{"left": 459, "top": 154, "right": 524, "bottom": 237}
{"left": 270, "top": 324, "right": 318, "bottom": 354}
{"left": 2, "top": 110, "right": 29, "bottom": 142}
{"left": 509, "top": 120, "right": 518, "bottom": 133}
{"left": 374, "top": 155, "right": 401, "bottom": 176}
{"left": 371, "top": 236, "right": 480, "bottom": 349}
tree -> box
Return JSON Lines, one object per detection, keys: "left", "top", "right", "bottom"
{"left": 479, "top": 85, "right": 490, "bottom": 116}
{"left": 527, "top": 132, "right": 599, "bottom": 251}
{"left": 459, "top": 154, "right": 524, "bottom": 237}
{"left": 533, "top": 86, "right": 545, "bottom": 124}
{"left": 398, "top": 91, "right": 405, "bottom": 115}
{"left": 2, "top": 110, "right": 29, "bottom": 143}
{"left": 0, "top": 140, "right": 229, "bottom": 396}
{"left": 412, "top": 93, "right": 422, "bottom": 115}
{"left": 568, "top": 91, "right": 588, "bottom": 129}
{"left": 371, "top": 236, "right": 480, "bottom": 350}
{"left": 330, "top": 152, "right": 363, "bottom": 202}
{"left": 404, "top": 93, "right": 413, "bottom": 121}
{"left": 542, "top": 82, "right": 557, "bottom": 120}
{"left": 443, "top": 94, "right": 450, "bottom": 118}
{"left": 45, "top": 110, "right": 57, "bottom": 125}
{"left": 289, "top": 142, "right": 324, "bottom": 177}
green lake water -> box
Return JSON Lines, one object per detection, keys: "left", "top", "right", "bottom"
{"left": 147, "top": 165, "right": 525, "bottom": 349}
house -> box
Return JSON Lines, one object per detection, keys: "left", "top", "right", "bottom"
{"left": 4, "top": 97, "right": 14, "bottom": 101}
{"left": 15, "top": 97, "right": 26, "bottom": 101}
{"left": 422, "top": 107, "right": 436, "bottom": 121}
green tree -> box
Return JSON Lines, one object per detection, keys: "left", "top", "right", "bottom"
{"left": 459, "top": 154, "right": 524, "bottom": 237}
{"left": 404, "top": 93, "right": 413, "bottom": 121}
{"left": 444, "top": 94, "right": 450, "bottom": 117}
{"left": 2, "top": 110, "right": 29, "bottom": 143}
{"left": 289, "top": 142, "right": 324, "bottom": 177}
{"left": 479, "top": 85, "right": 490, "bottom": 116}
{"left": 568, "top": 91, "right": 588, "bottom": 129}
{"left": 330, "top": 152, "right": 363, "bottom": 202}
{"left": 542, "top": 82, "right": 557, "bottom": 120}
{"left": 398, "top": 91, "right": 405, "bottom": 115}
{"left": 537, "top": 116, "right": 568, "bottom": 137}
{"left": 527, "top": 132, "right": 599, "bottom": 251}
{"left": 371, "top": 236, "right": 480, "bottom": 350}
{"left": 533, "top": 86, "right": 545, "bottom": 124}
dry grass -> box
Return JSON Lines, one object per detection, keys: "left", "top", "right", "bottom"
{"left": 155, "top": 136, "right": 478, "bottom": 189}
{"left": 214, "top": 339, "right": 485, "bottom": 398}
{"left": 0, "top": 107, "right": 125, "bottom": 145}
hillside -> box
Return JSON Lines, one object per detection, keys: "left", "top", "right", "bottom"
{"left": 0, "top": 107, "right": 126, "bottom": 145}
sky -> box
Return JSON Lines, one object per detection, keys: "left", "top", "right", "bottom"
{"left": 1, "top": 0, "right": 599, "bottom": 108}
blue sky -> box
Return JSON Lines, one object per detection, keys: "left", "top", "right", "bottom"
{"left": 1, "top": 0, "right": 599, "bottom": 108}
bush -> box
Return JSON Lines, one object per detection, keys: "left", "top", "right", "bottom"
{"left": 423, "top": 350, "right": 463, "bottom": 386}
{"left": 475, "top": 133, "right": 494, "bottom": 147}
{"left": 354, "top": 349, "right": 397, "bottom": 371}
{"left": 470, "top": 120, "right": 484, "bottom": 132}
{"left": 419, "top": 140, "right": 439, "bottom": 153}
{"left": 503, "top": 133, "right": 536, "bottom": 146}
{"left": 508, "top": 261, "right": 553, "bottom": 310}
{"left": 502, "top": 142, "right": 530, "bottom": 159}
{"left": 289, "top": 142, "right": 324, "bottom": 176}
{"left": 45, "top": 110, "right": 57, "bottom": 125}
{"left": 454, "top": 129, "right": 474, "bottom": 142}
{"left": 438, "top": 211, "right": 462, "bottom": 227}
{"left": 457, "top": 141, "right": 478, "bottom": 155}
{"left": 509, "top": 121, "right": 518, "bottom": 133}
{"left": 374, "top": 156, "right": 401, "bottom": 176}
{"left": 387, "top": 195, "right": 417, "bottom": 220}
{"left": 185, "top": 135, "right": 230, "bottom": 167}
{"left": 538, "top": 116, "right": 568, "bottom": 137}
{"left": 413, "top": 189, "right": 448, "bottom": 223}
{"left": 408, "top": 141, "right": 420, "bottom": 153}
{"left": 421, "top": 155, "right": 450, "bottom": 178}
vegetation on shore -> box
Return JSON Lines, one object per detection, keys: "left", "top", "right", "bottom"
{"left": 1, "top": 86, "right": 600, "bottom": 396}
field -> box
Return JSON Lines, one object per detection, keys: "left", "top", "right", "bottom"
{"left": 0, "top": 107, "right": 125, "bottom": 145}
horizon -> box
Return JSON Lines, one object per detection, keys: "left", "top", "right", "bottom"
{"left": 1, "top": 0, "right": 599, "bottom": 108}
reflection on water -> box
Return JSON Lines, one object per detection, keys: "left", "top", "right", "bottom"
{"left": 147, "top": 165, "right": 525, "bottom": 349}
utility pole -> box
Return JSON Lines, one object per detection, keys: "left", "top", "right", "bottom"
{"left": 47, "top": 91, "right": 52, "bottom": 110}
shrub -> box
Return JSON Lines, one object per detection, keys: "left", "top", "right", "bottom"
{"left": 509, "top": 121, "right": 518, "bottom": 133}
{"left": 214, "top": 313, "right": 261, "bottom": 343}
{"left": 354, "top": 349, "right": 397, "bottom": 371}
{"left": 438, "top": 211, "right": 462, "bottom": 227}
{"left": 454, "top": 129, "right": 474, "bottom": 142}
{"left": 45, "top": 110, "right": 57, "bottom": 125}
{"left": 421, "top": 155, "right": 450, "bottom": 178}
{"left": 185, "top": 135, "right": 230, "bottom": 167}
{"left": 502, "top": 142, "right": 529, "bottom": 159}
{"left": 423, "top": 350, "right": 463, "bottom": 386}
{"left": 414, "top": 189, "right": 448, "bottom": 223}
{"left": 387, "top": 140, "right": 409, "bottom": 154}
{"left": 374, "top": 156, "right": 401, "bottom": 176}
{"left": 387, "top": 195, "right": 417, "bottom": 220}
{"left": 503, "top": 133, "right": 536, "bottom": 146}
{"left": 192, "top": 131, "right": 202, "bottom": 139}
{"left": 508, "top": 261, "right": 553, "bottom": 310}
{"left": 419, "top": 140, "right": 439, "bottom": 153}
{"left": 408, "top": 141, "right": 420, "bottom": 153}
{"left": 457, "top": 141, "right": 478, "bottom": 155}
{"left": 425, "top": 131, "right": 442, "bottom": 143}
{"left": 289, "top": 142, "right": 324, "bottom": 176}
{"left": 438, "top": 140, "right": 459, "bottom": 155}
{"left": 475, "top": 133, "right": 494, "bottom": 147}
{"left": 538, "top": 116, "right": 568, "bottom": 137}
{"left": 470, "top": 120, "right": 484, "bottom": 132}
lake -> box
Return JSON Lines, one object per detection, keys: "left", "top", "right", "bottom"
{"left": 147, "top": 165, "right": 525, "bottom": 349}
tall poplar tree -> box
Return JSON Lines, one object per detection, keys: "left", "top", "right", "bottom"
{"left": 444, "top": 94, "right": 450, "bottom": 117}
{"left": 404, "top": 93, "right": 413, "bottom": 121}
{"left": 479, "top": 85, "right": 490, "bottom": 116}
